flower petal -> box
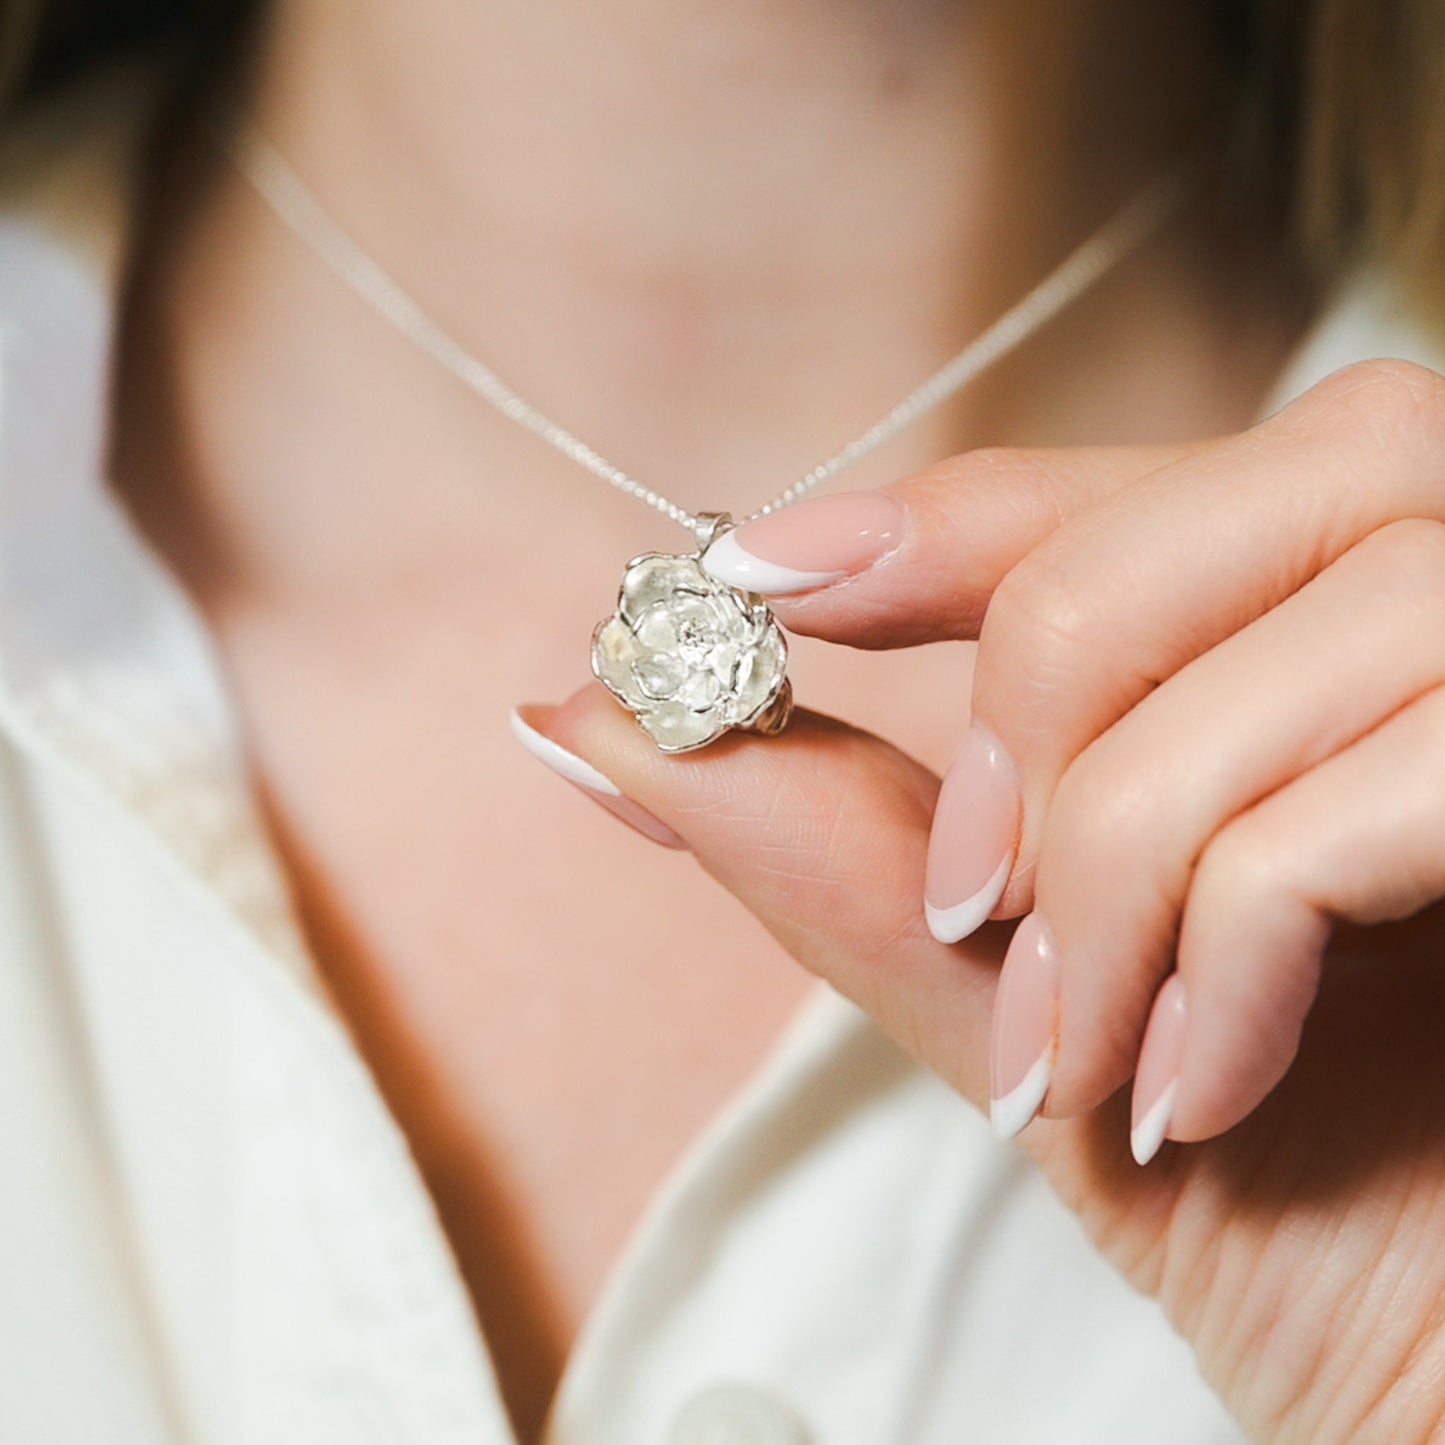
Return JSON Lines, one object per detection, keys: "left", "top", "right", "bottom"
{"left": 633, "top": 603, "right": 680, "bottom": 652}
{"left": 706, "top": 641, "right": 741, "bottom": 683}
{"left": 591, "top": 615, "right": 642, "bottom": 700}
{"left": 619, "top": 553, "right": 711, "bottom": 625}
{"left": 632, "top": 653, "right": 686, "bottom": 700}
{"left": 746, "top": 599, "right": 777, "bottom": 644}
{"left": 676, "top": 670, "right": 723, "bottom": 710}
{"left": 637, "top": 699, "right": 726, "bottom": 752}
{"left": 704, "top": 587, "right": 753, "bottom": 639}
{"left": 727, "top": 625, "right": 787, "bottom": 724}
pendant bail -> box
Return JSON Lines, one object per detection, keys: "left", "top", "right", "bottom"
{"left": 690, "top": 510, "right": 733, "bottom": 553}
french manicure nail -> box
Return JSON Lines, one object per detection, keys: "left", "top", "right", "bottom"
{"left": 990, "top": 912, "right": 1060, "bottom": 1138}
{"left": 702, "top": 491, "right": 904, "bottom": 595}
{"left": 924, "top": 721, "right": 1021, "bottom": 943}
{"left": 1131, "top": 974, "right": 1188, "bottom": 1165}
{"left": 510, "top": 706, "right": 688, "bottom": 850}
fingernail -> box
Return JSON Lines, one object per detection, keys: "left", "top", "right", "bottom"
{"left": 702, "top": 491, "right": 905, "bottom": 595}
{"left": 924, "top": 721, "right": 1021, "bottom": 942}
{"left": 510, "top": 706, "right": 688, "bottom": 850}
{"left": 990, "top": 911, "right": 1060, "bottom": 1138}
{"left": 1131, "top": 974, "right": 1187, "bottom": 1165}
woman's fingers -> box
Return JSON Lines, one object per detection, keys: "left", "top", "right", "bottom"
{"left": 517, "top": 505, "right": 1445, "bottom": 1164}
{"left": 514, "top": 685, "right": 1009, "bottom": 1110}
{"left": 1010, "top": 514, "right": 1445, "bottom": 1125}
{"left": 519, "top": 360, "right": 1445, "bottom": 1166}
{"left": 707, "top": 361, "right": 1445, "bottom": 937}
{"left": 936, "top": 359, "right": 1445, "bottom": 926}
{"left": 1139, "top": 680, "right": 1445, "bottom": 1157}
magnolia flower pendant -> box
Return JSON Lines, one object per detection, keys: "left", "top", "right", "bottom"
{"left": 590, "top": 512, "right": 794, "bottom": 753}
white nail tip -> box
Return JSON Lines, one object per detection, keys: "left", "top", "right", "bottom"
{"left": 1130, "top": 1078, "right": 1178, "bottom": 1166}
{"left": 701, "top": 530, "right": 845, "bottom": 596}
{"left": 990, "top": 1047, "right": 1052, "bottom": 1140}
{"left": 924, "top": 852, "right": 1012, "bottom": 943}
{"left": 509, "top": 708, "right": 620, "bottom": 796}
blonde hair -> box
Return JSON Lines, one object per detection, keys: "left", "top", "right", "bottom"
{"left": 1219, "top": 0, "right": 1445, "bottom": 320}
{"left": 3, "top": 0, "right": 1445, "bottom": 321}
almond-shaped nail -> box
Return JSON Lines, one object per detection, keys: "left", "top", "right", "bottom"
{"left": 924, "top": 721, "right": 1021, "bottom": 943}
{"left": 990, "top": 912, "right": 1060, "bottom": 1138}
{"left": 702, "top": 491, "right": 904, "bottom": 595}
{"left": 510, "top": 705, "right": 687, "bottom": 849}
{"left": 1131, "top": 974, "right": 1187, "bottom": 1165}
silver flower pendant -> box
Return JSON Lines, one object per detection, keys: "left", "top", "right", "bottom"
{"left": 590, "top": 512, "right": 794, "bottom": 753}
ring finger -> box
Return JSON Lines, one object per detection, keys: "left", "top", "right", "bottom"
{"left": 1135, "top": 677, "right": 1445, "bottom": 1157}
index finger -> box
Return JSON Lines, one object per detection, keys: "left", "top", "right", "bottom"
{"left": 701, "top": 441, "right": 1201, "bottom": 648}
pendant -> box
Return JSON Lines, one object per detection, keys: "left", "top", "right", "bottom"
{"left": 590, "top": 512, "right": 794, "bottom": 753}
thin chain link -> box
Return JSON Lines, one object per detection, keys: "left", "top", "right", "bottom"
{"left": 218, "top": 116, "right": 1185, "bottom": 537}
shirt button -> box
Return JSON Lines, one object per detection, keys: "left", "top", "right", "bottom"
{"left": 667, "top": 1384, "right": 811, "bottom": 1445}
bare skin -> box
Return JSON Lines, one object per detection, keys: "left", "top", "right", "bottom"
{"left": 109, "top": 2, "right": 1305, "bottom": 1438}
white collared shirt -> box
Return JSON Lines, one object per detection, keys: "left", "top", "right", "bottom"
{"left": 4, "top": 65, "right": 1442, "bottom": 1445}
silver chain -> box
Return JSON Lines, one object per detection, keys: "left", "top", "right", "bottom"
{"left": 218, "top": 116, "right": 1185, "bottom": 536}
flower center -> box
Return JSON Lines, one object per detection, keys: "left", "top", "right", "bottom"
{"left": 676, "top": 616, "right": 717, "bottom": 664}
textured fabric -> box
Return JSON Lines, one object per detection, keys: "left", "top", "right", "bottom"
{"left": 3, "top": 64, "right": 1441, "bottom": 1445}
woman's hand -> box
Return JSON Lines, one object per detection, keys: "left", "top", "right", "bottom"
{"left": 516, "top": 359, "right": 1445, "bottom": 1442}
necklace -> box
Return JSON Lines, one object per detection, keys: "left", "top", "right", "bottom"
{"left": 218, "top": 117, "right": 1184, "bottom": 753}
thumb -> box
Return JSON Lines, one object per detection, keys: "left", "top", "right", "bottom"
{"left": 514, "top": 682, "right": 1009, "bottom": 1111}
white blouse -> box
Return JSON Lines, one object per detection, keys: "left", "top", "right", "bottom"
{"left": 3, "top": 65, "right": 1442, "bottom": 1445}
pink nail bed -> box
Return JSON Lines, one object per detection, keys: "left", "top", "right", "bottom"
{"left": 702, "top": 491, "right": 905, "bottom": 595}
{"left": 990, "top": 911, "right": 1060, "bottom": 1138}
{"left": 510, "top": 706, "right": 688, "bottom": 850}
{"left": 1131, "top": 974, "right": 1188, "bottom": 1165}
{"left": 924, "top": 721, "right": 1021, "bottom": 943}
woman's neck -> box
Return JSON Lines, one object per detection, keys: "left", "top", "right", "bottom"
{"left": 115, "top": 0, "right": 1299, "bottom": 601}
{"left": 241, "top": 0, "right": 1212, "bottom": 442}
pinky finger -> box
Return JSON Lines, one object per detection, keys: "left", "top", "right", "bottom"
{"left": 1130, "top": 681, "right": 1445, "bottom": 1163}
